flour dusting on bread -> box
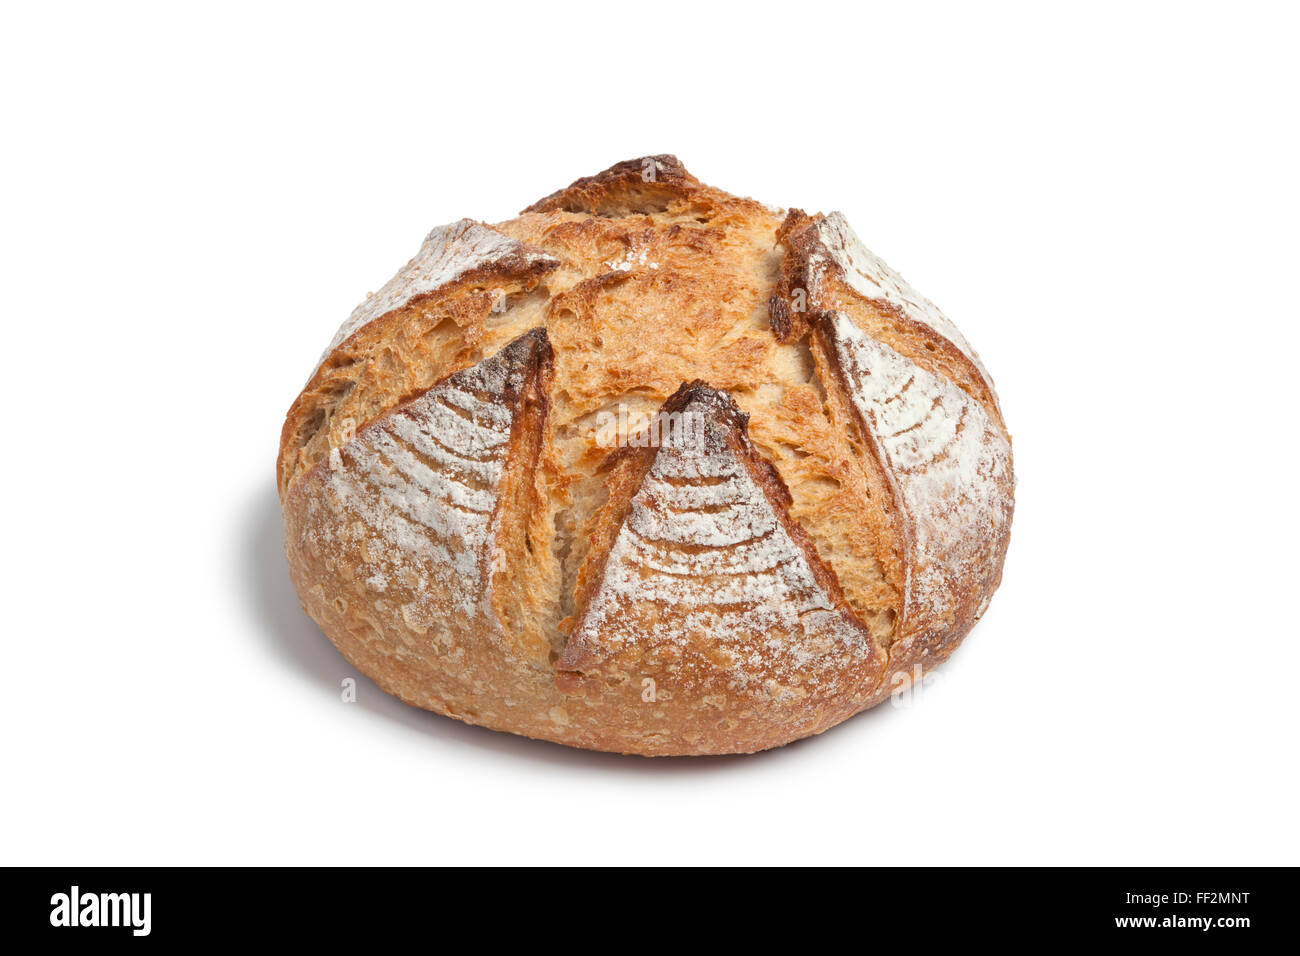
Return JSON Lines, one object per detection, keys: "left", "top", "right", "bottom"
{"left": 560, "top": 387, "right": 876, "bottom": 698}
{"left": 316, "top": 331, "right": 546, "bottom": 627}
{"left": 826, "top": 312, "right": 1012, "bottom": 646}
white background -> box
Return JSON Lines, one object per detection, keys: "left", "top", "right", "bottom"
{"left": 3, "top": 1, "right": 1297, "bottom": 866}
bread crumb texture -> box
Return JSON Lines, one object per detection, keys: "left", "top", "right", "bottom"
{"left": 279, "top": 156, "right": 1014, "bottom": 755}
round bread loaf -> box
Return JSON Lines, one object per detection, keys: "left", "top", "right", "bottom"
{"left": 278, "top": 156, "right": 1014, "bottom": 756}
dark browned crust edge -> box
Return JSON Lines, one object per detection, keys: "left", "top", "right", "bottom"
{"left": 768, "top": 209, "right": 819, "bottom": 344}
{"left": 521, "top": 155, "right": 701, "bottom": 216}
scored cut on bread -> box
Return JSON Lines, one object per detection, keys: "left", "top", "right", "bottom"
{"left": 279, "top": 155, "right": 1014, "bottom": 755}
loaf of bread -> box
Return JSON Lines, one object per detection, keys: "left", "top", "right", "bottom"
{"left": 278, "top": 156, "right": 1014, "bottom": 756}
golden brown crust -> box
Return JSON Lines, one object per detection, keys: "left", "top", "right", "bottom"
{"left": 279, "top": 156, "right": 1014, "bottom": 755}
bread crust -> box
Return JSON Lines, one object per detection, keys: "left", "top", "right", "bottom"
{"left": 279, "top": 157, "right": 1014, "bottom": 755}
